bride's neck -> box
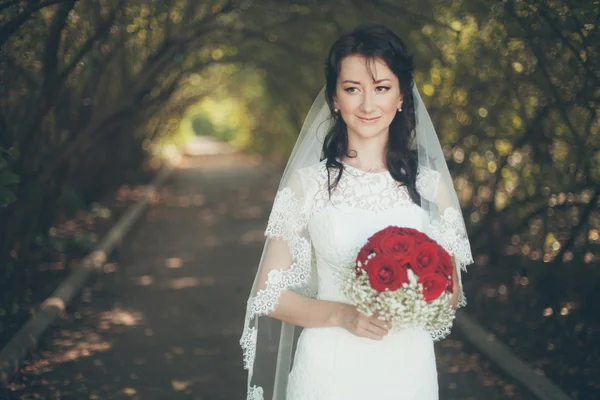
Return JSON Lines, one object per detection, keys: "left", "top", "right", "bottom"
{"left": 343, "top": 133, "right": 388, "bottom": 172}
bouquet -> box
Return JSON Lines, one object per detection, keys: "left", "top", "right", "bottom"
{"left": 342, "top": 226, "right": 456, "bottom": 334}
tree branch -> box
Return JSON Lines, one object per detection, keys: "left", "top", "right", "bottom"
{"left": 58, "top": 5, "right": 119, "bottom": 81}
{"left": 0, "top": 0, "right": 27, "bottom": 13}
{"left": 538, "top": 5, "right": 597, "bottom": 89}
{"left": 363, "top": 0, "right": 461, "bottom": 34}
{"left": 41, "top": 0, "right": 76, "bottom": 97}
{"left": 39, "top": 53, "right": 245, "bottom": 183}
{"left": 0, "top": 0, "right": 71, "bottom": 48}
{"left": 555, "top": 190, "right": 599, "bottom": 263}
{"left": 505, "top": 1, "right": 585, "bottom": 144}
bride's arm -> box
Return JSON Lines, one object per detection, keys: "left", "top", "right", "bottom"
{"left": 448, "top": 257, "right": 460, "bottom": 308}
{"left": 269, "top": 290, "right": 346, "bottom": 328}
{"left": 254, "top": 235, "right": 388, "bottom": 340}
{"left": 269, "top": 290, "right": 389, "bottom": 340}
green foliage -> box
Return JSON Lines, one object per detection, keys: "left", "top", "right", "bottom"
{"left": 34, "top": 202, "right": 111, "bottom": 256}
{"left": 0, "top": 146, "right": 20, "bottom": 208}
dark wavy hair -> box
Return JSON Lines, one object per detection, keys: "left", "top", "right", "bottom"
{"left": 322, "top": 24, "right": 420, "bottom": 203}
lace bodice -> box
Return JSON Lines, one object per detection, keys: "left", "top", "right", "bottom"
{"left": 302, "top": 162, "right": 431, "bottom": 302}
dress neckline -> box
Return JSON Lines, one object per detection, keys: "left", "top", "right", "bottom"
{"left": 336, "top": 159, "right": 391, "bottom": 176}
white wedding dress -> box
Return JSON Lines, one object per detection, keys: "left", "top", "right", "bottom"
{"left": 285, "top": 160, "right": 440, "bottom": 400}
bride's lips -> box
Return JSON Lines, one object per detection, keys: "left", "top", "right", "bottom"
{"left": 357, "top": 115, "right": 381, "bottom": 123}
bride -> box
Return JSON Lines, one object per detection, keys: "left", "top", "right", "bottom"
{"left": 240, "top": 24, "right": 473, "bottom": 399}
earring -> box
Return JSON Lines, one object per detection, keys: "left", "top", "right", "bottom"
{"left": 334, "top": 109, "right": 339, "bottom": 113}
{"left": 398, "top": 108, "right": 402, "bottom": 112}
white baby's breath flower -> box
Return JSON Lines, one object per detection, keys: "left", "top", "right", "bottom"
{"left": 343, "top": 264, "right": 456, "bottom": 339}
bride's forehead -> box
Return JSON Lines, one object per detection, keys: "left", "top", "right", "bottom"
{"left": 338, "top": 55, "right": 395, "bottom": 82}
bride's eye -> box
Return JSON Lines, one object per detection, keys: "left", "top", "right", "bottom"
{"left": 344, "top": 87, "right": 359, "bottom": 93}
{"left": 376, "top": 86, "right": 391, "bottom": 92}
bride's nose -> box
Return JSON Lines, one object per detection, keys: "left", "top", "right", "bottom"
{"left": 359, "top": 91, "right": 377, "bottom": 114}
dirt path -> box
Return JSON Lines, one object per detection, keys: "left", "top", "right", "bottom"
{"left": 2, "top": 147, "right": 535, "bottom": 400}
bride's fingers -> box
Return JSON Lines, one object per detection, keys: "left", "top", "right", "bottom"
{"left": 368, "top": 317, "right": 390, "bottom": 330}
{"left": 358, "top": 328, "right": 384, "bottom": 340}
{"left": 355, "top": 318, "right": 385, "bottom": 337}
{"left": 361, "top": 319, "right": 388, "bottom": 335}
{"left": 366, "top": 324, "right": 388, "bottom": 337}
{"left": 358, "top": 315, "right": 386, "bottom": 330}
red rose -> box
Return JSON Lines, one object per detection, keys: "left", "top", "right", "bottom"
{"left": 412, "top": 242, "right": 439, "bottom": 277}
{"left": 437, "top": 248, "right": 454, "bottom": 278}
{"left": 409, "top": 229, "right": 431, "bottom": 245}
{"left": 367, "top": 226, "right": 398, "bottom": 248}
{"left": 419, "top": 274, "right": 449, "bottom": 302}
{"left": 366, "top": 256, "right": 408, "bottom": 292}
{"left": 358, "top": 226, "right": 403, "bottom": 268}
{"left": 378, "top": 233, "right": 416, "bottom": 259}
{"left": 356, "top": 242, "right": 376, "bottom": 268}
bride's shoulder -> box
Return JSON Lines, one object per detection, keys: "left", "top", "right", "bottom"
{"left": 297, "top": 159, "right": 328, "bottom": 179}
{"left": 293, "top": 160, "right": 329, "bottom": 195}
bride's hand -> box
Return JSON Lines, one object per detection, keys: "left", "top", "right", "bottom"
{"left": 336, "top": 304, "right": 389, "bottom": 340}
{"left": 448, "top": 284, "right": 460, "bottom": 309}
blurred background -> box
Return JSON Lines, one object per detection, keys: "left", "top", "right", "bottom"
{"left": 0, "top": 0, "right": 598, "bottom": 399}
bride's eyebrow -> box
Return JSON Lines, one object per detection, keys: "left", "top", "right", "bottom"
{"left": 341, "top": 79, "right": 392, "bottom": 84}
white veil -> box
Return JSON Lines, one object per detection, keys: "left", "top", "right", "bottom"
{"left": 240, "top": 85, "right": 473, "bottom": 400}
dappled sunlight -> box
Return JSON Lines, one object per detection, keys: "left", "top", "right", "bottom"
{"left": 240, "top": 229, "right": 266, "bottom": 245}
{"left": 437, "top": 340, "right": 483, "bottom": 374}
{"left": 114, "top": 185, "right": 210, "bottom": 209}
{"left": 165, "top": 257, "right": 184, "bottom": 269}
{"left": 133, "top": 275, "right": 154, "bottom": 286}
{"left": 437, "top": 342, "right": 520, "bottom": 398}
{"left": 37, "top": 260, "right": 68, "bottom": 272}
{"left": 198, "top": 208, "right": 219, "bottom": 224}
{"left": 98, "top": 307, "right": 143, "bottom": 328}
{"left": 165, "top": 276, "right": 216, "bottom": 290}
{"left": 185, "top": 136, "right": 238, "bottom": 156}
{"left": 20, "top": 329, "right": 111, "bottom": 375}
{"left": 42, "top": 297, "right": 66, "bottom": 312}
{"left": 102, "top": 262, "right": 119, "bottom": 273}
{"left": 193, "top": 229, "right": 268, "bottom": 248}
{"left": 121, "top": 387, "right": 138, "bottom": 397}
{"left": 116, "top": 185, "right": 154, "bottom": 202}
{"left": 125, "top": 187, "right": 208, "bottom": 209}
{"left": 171, "top": 379, "right": 193, "bottom": 391}
{"left": 234, "top": 204, "right": 264, "bottom": 220}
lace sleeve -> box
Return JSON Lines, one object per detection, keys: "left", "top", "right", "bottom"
{"left": 416, "top": 165, "right": 441, "bottom": 202}
{"left": 250, "top": 170, "right": 315, "bottom": 310}
{"left": 427, "top": 178, "right": 473, "bottom": 308}
{"left": 241, "top": 168, "right": 316, "bottom": 399}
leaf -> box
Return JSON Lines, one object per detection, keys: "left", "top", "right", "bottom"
{"left": 0, "top": 170, "right": 20, "bottom": 185}
{"left": 7, "top": 146, "right": 20, "bottom": 160}
{"left": 0, "top": 188, "right": 17, "bottom": 207}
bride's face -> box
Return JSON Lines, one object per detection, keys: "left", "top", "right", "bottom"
{"left": 334, "top": 55, "right": 402, "bottom": 140}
